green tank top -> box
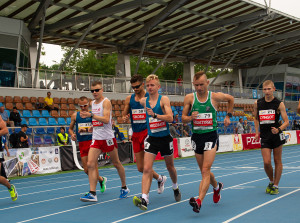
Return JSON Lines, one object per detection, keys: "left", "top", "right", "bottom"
{"left": 191, "top": 91, "right": 217, "bottom": 134}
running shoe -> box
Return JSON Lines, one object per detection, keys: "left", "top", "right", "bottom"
{"left": 213, "top": 182, "right": 224, "bottom": 203}
{"left": 80, "top": 192, "right": 97, "bottom": 202}
{"left": 189, "top": 197, "right": 201, "bottom": 213}
{"left": 99, "top": 177, "right": 107, "bottom": 193}
{"left": 173, "top": 187, "right": 181, "bottom": 202}
{"left": 133, "top": 196, "right": 148, "bottom": 211}
{"left": 119, "top": 187, "right": 130, "bottom": 199}
{"left": 266, "top": 182, "right": 274, "bottom": 194}
{"left": 270, "top": 186, "right": 279, "bottom": 195}
{"left": 8, "top": 184, "right": 18, "bottom": 201}
{"left": 157, "top": 175, "right": 167, "bottom": 194}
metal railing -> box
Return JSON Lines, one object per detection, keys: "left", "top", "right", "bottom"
{"left": 0, "top": 67, "right": 284, "bottom": 100}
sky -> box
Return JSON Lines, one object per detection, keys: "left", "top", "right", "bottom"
{"left": 40, "top": 0, "right": 300, "bottom": 66}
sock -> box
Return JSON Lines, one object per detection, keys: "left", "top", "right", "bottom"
{"left": 89, "top": 191, "right": 96, "bottom": 196}
{"left": 274, "top": 185, "right": 278, "bottom": 189}
{"left": 172, "top": 183, "right": 178, "bottom": 190}
{"left": 214, "top": 184, "right": 219, "bottom": 191}
{"left": 157, "top": 175, "right": 162, "bottom": 182}
{"left": 270, "top": 181, "right": 274, "bottom": 184}
{"left": 142, "top": 193, "right": 149, "bottom": 203}
{"left": 196, "top": 198, "right": 202, "bottom": 206}
{"left": 122, "top": 186, "right": 127, "bottom": 190}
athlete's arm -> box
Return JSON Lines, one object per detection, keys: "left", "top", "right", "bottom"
{"left": 0, "top": 116, "right": 8, "bottom": 136}
{"left": 68, "top": 112, "right": 77, "bottom": 141}
{"left": 122, "top": 95, "right": 131, "bottom": 122}
{"left": 276, "top": 102, "right": 289, "bottom": 132}
{"left": 92, "top": 100, "right": 111, "bottom": 124}
{"left": 212, "top": 92, "right": 234, "bottom": 127}
{"left": 156, "top": 96, "right": 173, "bottom": 123}
{"left": 253, "top": 100, "right": 260, "bottom": 140}
{"left": 297, "top": 100, "right": 300, "bottom": 114}
{"left": 182, "top": 94, "right": 194, "bottom": 123}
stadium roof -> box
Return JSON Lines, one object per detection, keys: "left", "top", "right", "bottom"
{"left": 1, "top": 0, "right": 300, "bottom": 68}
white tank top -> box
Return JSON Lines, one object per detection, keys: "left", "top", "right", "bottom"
{"left": 92, "top": 98, "right": 114, "bottom": 140}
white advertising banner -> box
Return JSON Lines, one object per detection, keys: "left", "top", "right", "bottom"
{"left": 177, "top": 137, "right": 195, "bottom": 157}
{"left": 38, "top": 147, "right": 61, "bottom": 173}
{"left": 218, "top": 135, "right": 233, "bottom": 153}
{"left": 283, "top": 131, "right": 297, "bottom": 145}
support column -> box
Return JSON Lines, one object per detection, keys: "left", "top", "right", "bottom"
{"left": 183, "top": 61, "right": 195, "bottom": 92}
{"left": 115, "top": 53, "right": 131, "bottom": 92}
{"left": 29, "top": 41, "right": 39, "bottom": 87}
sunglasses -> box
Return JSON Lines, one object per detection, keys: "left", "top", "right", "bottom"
{"left": 132, "top": 84, "right": 142, "bottom": 89}
{"left": 91, "top": 88, "right": 102, "bottom": 93}
{"left": 79, "top": 103, "right": 89, "bottom": 108}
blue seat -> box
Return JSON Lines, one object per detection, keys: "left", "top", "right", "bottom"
{"left": 28, "top": 118, "right": 38, "bottom": 126}
{"left": 26, "top": 128, "right": 33, "bottom": 135}
{"left": 48, "top": 118, "right": 58, "bottom": 126}
{"left": 171, "top": 106, "right": 176, "bottom": 112}
{"left": 14, "top": 128, "right": 21, "bottom": 133}
{"left": 5, "top": 110, "right": 10, "bottom": 117}
{"left": 34, "top": 136, "right": 43, "bottom": 145}
{"left": 66, "top": 117, "right": 71, "bottom": 125}
{"left": 42, "top": 110, "right": 51, "bottom": 117}
{"left": 8, "top": 128, "right": 12, "bottom": 134}
{"left": 32, "top": 110, "right": 42, "bottom": 118}
{"left": 36, "top": 128, "right": 46, "bottom": 134}
{"left": 58, "top": 117, "right": 66, "bottom": 125}
{"left": 39, "top": 118, "right": 48, "bottom": 126}
{"left": 47, "top": 127, "right": 55, "bottom": 134}
{"left": 21, "top": 119, "right": 28, "bottom": 125}
{"left": 22, "top": 110, "right": 32, "bottom": 118}
{"left": 0, "top": 103, "right": 3, "bottom": 107}
{"left": 44, "top": 135, "right": 54, "bottom": 145}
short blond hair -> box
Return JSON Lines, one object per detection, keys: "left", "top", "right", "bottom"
{"left": 263, "top": 80, "right": 275, "bottom": 88}
{"left": 146, "top": 74, "right": 160, "bottom": 85}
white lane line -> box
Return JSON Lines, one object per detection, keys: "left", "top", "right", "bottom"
{"left": 223, "top": 188, "right": 300, "bottom": 223}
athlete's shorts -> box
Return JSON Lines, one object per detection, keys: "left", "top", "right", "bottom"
{"left": 132, "top": 129, "right": 148, "bottom": 153}
{"left": 78, "top": 140, "right": 92, "bottom": 157}
{"left": 261, "top": 132, "right": 286, "bottom": 149}
{"left": 144, "top": 135, "right": 173, "bottom": 157}
{"left": 191, "top": 131, "right": 219, "bottom": 155}
{"left": 90, "top": 138, "right": 117, "bottom": 153}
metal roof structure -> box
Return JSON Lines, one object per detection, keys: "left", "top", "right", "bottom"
{"left": 1, "top": 0, "right": 300, "bottom": 68}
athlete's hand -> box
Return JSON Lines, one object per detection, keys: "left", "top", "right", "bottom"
{"left": 146, "top": 107, "right": 154, "bottom": 117}
{"left": 191, "top": 111, "right": 198, "bottom": 120}
{"left": 224, "top": 116, "right": 230, "bottom": 127}
{"left": 80, "top": 111, "right": 91, "bottom": 118}
{"left": 271, "top": 127, "right": 279, "bottom": 134}
{"left": 254, "top": 133, "right": 260, "bottom": 141}
{"left": 71, "top": 133, "right": 76, "bottom": 141}
{"left": 88, "top": 127, "right": 93, "bottom": 133}
{"left": 122, "top": 114, "right": 130, "bottom": 123}
{"left": 7, "top": 151, "right": 10, "bottom": 157}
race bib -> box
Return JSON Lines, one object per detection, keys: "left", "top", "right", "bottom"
{"left": 193, "top": 113, "right": 213, "bottom": 130}
{"left": 132, "top": 109, "right": 146, "bottom": 123}
{"left": 149, "top": 117, "right": 167, "bottom": 133}
{"left": 204, "top": 142, "right": 213, "bottom": 151}
{"left": 0, "top": 151, "right": 3, "bottom": 159}
{"left": 279, "top": 133, "right": 285, "bottom": 141}
{"left": 78, "top": 123, "right": 92, "bottom": 135}
{"left": 106, "top": 139, "right": 114, "bottom": 146}
{"left": 259, "top": 110, "right": 275, "bottom": 124}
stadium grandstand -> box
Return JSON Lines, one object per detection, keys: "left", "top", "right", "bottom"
{"left": 0, "top": 0, "right": 300, "bottom": 147}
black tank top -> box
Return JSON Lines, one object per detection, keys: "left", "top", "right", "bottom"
{"left": 257, "top": 97, "right": 281, "bottom": 138}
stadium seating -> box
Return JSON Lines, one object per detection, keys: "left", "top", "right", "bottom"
{"left": 33, "top": 136, "right": 43, "bottom": 145}
{"left": 26, "top": 128, "right": 33, "bottom": 135}
{"left": 32, "top": 110, "right": 42, "bottom": 118}
{"left": 22, "top": 110, "right": 31, "bottom": 118}
{"left": 39, "top": 118, "right": 48, "bottom": 126}
{"left": 48, "top": 118, "right": 58, "bottom": 126}
{"left": 44, "top": 135, "right": 54, "bottom": 145}
{"left": 21, "top": 119, "right": 28, "bottom": 126}
{"left": 47, "top": 127, "right": 55, "bottom": 134}
{"left": 58, "top": 117, "right": 67, "bottom": 125}
{"left": 28, "top": 118, "right": 38, "bottom": 126}
{"left": 36, "top": 128, "right": 46, "bottom": 134}
{"left": 66, "top": 117, "right": 71, "bottom": 125}
{"left": 42, "top": 110, "right": 51, "bottom": 117}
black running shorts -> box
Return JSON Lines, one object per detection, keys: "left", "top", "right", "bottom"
{"left": 261, "top": 132, "right": 286, "bottom": 149}
{"left": 144, "top": 135, "right": 174, "bottom": 157}
{"left": 191, "top": 131, "right": 219, "bottom": 155}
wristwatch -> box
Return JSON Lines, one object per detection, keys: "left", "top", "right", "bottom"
{"left": 91, "top": 113, "right": 94, "bottom": 118}
{"left": 226, "top": 112, "right": 232, "bottom": 118}
{"left": 153, "top": 113, "right": 157, "bottom": 119}
{"left": 278, "top": 127, "right": 282, "bottom": 132}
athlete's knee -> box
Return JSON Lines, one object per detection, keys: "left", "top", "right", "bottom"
{"left": 201, "top": 166, "right": 211, "bottom": 175}
{"left": 87, "top": 161, "right": 95, "bottom": 170}
{"left": 137, "top": 166, "right": 144, "bottom": 173}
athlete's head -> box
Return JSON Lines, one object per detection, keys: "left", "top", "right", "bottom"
{"left": 262, "top": 80, "right": 275, "bottom": 98}
{"left": 130, "top": 74, "right": 144, "bottom": 94}
{"left": 78, "top": 96, "right": 89, "bottom": 112}
{"left": 193, "top": 71, "right": 209, "bottom": 95}
{"left": 146, "top": 74, "right": 160, "bottom": 95}
{"left": 91, "top": 81, "right": 103, "bottom": 100}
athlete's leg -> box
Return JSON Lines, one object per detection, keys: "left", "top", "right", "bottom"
{"left": 110, "top": 147, "right": 126, "bottom": 187}
{"left": 164, "top": 155, "right": 177, "bottom": 184}
{"left": 135, "top": 150, "right": 159, "bottom": 180}
{"left": 81, "top": 155, "right": 103, "bottom": 182}
{"left": 261, "top": 148, "right": 274, "bottom": 182}
{"left": 273, "top": 145, "right": 283, "bottom": 186}
{"left": 142, "top": 152, "right": 156, "bottom": 195}
{"left": 87, "top": 147, "right": 102, "bottom": 192}
{"left": 0, "top": 175, "right": 10, "bottom": 189}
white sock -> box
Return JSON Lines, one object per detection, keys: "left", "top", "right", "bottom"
{"left": 142, "top": 193, "right": 149, "bottom": 202}
{"left": 172, "top": 183, "right": 178, "bottom": 190}
{"left": 157, "top": 175, "right": 162, "bottom": 182}
{"left": 214, "top": 184, "right": 219, "bottom": 190}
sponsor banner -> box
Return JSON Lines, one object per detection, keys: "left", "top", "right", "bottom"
{"left": 233, "top": 134, "right": 243, "bottom": 151}
{"left": 297, "top": 130, "right": 300, "bottom": 144}
{"left": 177, "top": 137, "right": 194, "bottom": 157}
{"left": 241, "top": 133, "right": 261, "bottom": 150}
{"left": 38, "top": 147, "right": 61, "bottom": 174}
{"left": 283, "top": 131, "right": 297, "bottom": 145}
{"left": 218, "top": 135, "right": 233, "bottom": 153}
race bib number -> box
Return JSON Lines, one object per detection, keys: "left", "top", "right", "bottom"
{"left": 144, "top": 138, "right": 150, "bottom": 151}
{"left": 106, "top": 139, "right": 114, "bottom": 146}
{"left": 279, "top": 133, "right": 285, "bottom": 141}
{"left": 169, "top": 141, "right": 174, "bottom": 153}
{"left": 149, "top": 117, "right": 167, "bottom": 133}
{"left": 204, "top": 142, "right": 213, "bottom": 151}
{"left": 92, "top": 120, "right": 104, "bottom": 129}
{"left": 78, "top": 123, "right": 92, "bottom": 135}
{"left": 259, "top": 110, "right": 275, "bottom": 124}
{"left": 193, "top": 113, "right": 213, "bottom": 130}
{"left": 132, "top": 109, "right": 146, "bottom": 123}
